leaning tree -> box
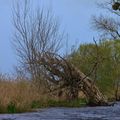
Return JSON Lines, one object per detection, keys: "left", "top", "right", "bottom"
{"left": 34, "top": 52, "right": 108, "bottom": 105}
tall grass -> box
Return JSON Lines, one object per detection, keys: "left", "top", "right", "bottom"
{"left": 0, "top": 74, "right": 86, "bottom": 113}
{"left": 0, "top": 77, "right": 48, "bottom": 113}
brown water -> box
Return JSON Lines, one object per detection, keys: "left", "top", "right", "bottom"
{"left": 0, "top": 102, "right": 120, "bottom": 120}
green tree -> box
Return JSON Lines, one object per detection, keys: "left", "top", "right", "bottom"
{"left": 70, "top": 40, "right": 120, "bottom": 100}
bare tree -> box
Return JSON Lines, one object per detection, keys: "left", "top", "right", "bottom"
{"left": 13, "top": 0, "right": 64, "bottom": 87}
{"left": 92, "top": 15, "right": 120, "bottom": 39}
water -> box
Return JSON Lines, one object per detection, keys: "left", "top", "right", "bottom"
{"left": 0, "top": 102, "right": 120, "bottom": 120}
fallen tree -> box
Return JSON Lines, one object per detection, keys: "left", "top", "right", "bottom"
{"left": 34, "top": 52, "right": 108, "bottom": 106}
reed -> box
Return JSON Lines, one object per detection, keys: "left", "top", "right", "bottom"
{"left": 0, "top": 78, "right": 48, "bottom": 113}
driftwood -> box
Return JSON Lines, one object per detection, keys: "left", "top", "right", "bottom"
{"left": 36, "top": 52, "right": 108, "bottom": 106}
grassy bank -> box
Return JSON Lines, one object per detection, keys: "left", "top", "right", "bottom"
{"left": 0, "top": 79, "right": 87, "bottom": 113}
{"left": 0, "top": 79, "right": 46, "bottom": 113}
{"left": 30, "top": 99, "right": 86, "bottom": 109}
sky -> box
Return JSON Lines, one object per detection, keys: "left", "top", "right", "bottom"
{"left": 0, "top": 0, "right": 108, "bottom": 73}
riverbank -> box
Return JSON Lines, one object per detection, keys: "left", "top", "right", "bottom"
{"left": 0, "top": 78, "right": 87, "bottom": 113}
{"left": 0, "top": 75, "right": 116, "bottom": 114}
{"left": 0, "top": 99, "right": 87, "bottom": 113}
{"left": 0, "top": 103, "right": 120, "bottom": 120}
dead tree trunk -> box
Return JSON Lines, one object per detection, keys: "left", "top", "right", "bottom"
{"left": 73, "top": 67, "right": 108, "bottom": 105}
{"left": 34, "top": 52, "right": 108, "bottom": 105}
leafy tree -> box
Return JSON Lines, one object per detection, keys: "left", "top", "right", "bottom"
{"left": 88, "top": 0, "right": 120, "bottom": 100}
{"left": 70, "top": 40, "right": 120, "bottom": 99}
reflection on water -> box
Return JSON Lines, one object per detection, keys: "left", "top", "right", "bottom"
{"left": 0, "top": 102, "right": 120, "bottom": 120}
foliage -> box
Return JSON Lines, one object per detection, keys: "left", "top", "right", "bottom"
{"left": 70, "top": 39, "right": 120, "bottom": 98}
{"left": 30, "top": 99, "right": 87, "bottom": 109}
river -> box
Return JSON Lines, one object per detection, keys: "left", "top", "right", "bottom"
{"left": 0, "top": 102, "right": 120, "bottom": 120}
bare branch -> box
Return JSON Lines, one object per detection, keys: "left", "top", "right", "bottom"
{"left": 92, "top": 15, "right": 120, "bottom": 39}
{"left": 13, "top": 0, "right": 64, "bottom": 83}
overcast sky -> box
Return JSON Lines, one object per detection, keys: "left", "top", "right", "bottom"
{"left": 0, "top": 0, "right": 109, "bottom": 73}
